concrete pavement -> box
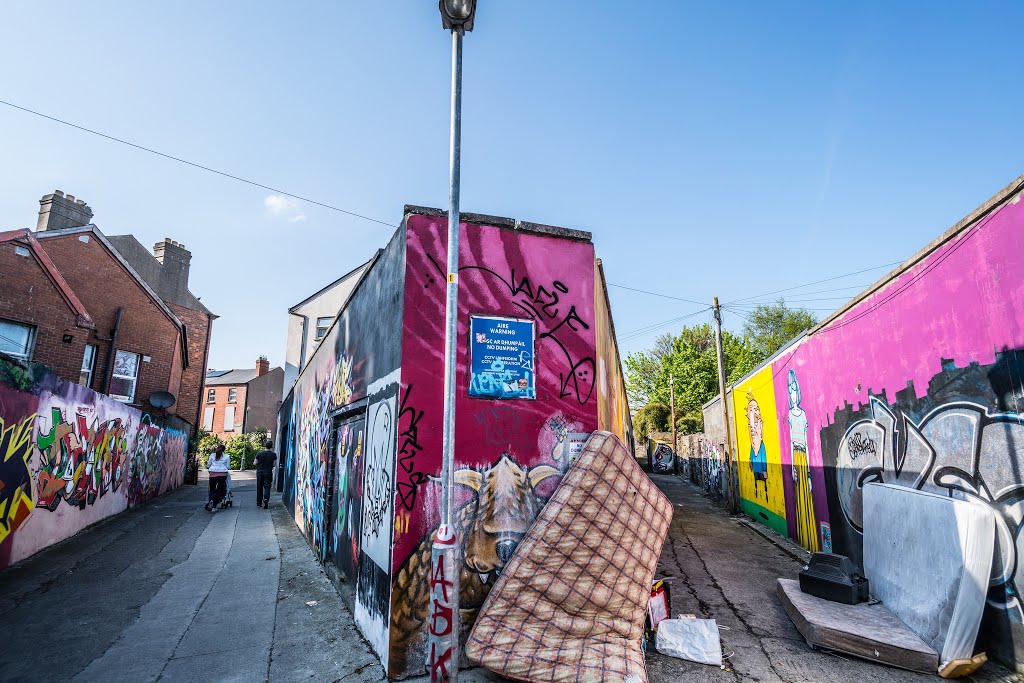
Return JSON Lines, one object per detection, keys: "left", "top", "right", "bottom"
{"left": 648, "top": 474, "right": 1022, "bottom": 683}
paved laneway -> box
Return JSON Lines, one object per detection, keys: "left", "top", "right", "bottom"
{"left": 2, "top": 469, "right": 1021, "bottom": 682}
{"left": 0, "top": 473, "right": 495, "bottom": 683}
{"left": 648, "top": 474, "right": 1022, "bottom": 683}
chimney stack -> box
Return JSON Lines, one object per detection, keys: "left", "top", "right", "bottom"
{"left": 37, "top": 190, "right": 94, "bottom": 232}
{"left": 152, "top": 238, "right": 193, "bottom": 303}
{"left": 256, "top": 356, "right": 270, "bottom": 377}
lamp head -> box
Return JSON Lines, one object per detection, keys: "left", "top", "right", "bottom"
{"left": 440, "top": 0, "right": 476, "bottom": 32}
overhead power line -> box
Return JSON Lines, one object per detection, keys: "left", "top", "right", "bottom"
{"left": 0, "top": 98, "right": 396, "bottom": 228}
{"left": 724, "top": 261, "right": 904, "bottom": 305}
{"left": 606, "top": 283, "right": 707, "bottom": 306}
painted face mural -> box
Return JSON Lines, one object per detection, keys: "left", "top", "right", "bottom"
{"left": 733, "top": 367, "right": 787, "bottom": 536}
{"left": 746, "top": 396, "right": 768, "bottom": 495}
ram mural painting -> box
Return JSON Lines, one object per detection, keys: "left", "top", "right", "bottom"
{"left": 706, "top": 177, "right": 1024, "bottom": 666}
{"left": 0, "top": 361, "right": 189, "bottom": 569}
{"left": 279, "top": 208, "right": 631, "bottom": 678}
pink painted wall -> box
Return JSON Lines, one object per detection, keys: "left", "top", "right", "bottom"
{"left": 770, "top": 190, "right": 1024, "bottom": 543}
{"left": 390, "top": 214, "right": 600, "bottom": 677}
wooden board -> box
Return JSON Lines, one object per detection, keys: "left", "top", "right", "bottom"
{"left": 777, "top": 579, "right": 938, "bottom": 673}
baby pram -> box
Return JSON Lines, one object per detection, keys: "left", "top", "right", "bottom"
{"left": 220, "top": 472, "right": 234, "bottom": 509}
{"left": 205, "top": 471, "right": 234, "bottom": 511}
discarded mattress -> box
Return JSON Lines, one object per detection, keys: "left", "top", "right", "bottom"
{"left": 863, "top": 483, "right": 995, "bottom": 666}
{"left": 466, "top": 431, "right": 672, "bottom": 683}
{"left": 778, "top": 578, "right": 939, "bottom": 673}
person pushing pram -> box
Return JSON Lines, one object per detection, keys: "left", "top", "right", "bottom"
{"left": 205, "top": 444, "right": 231, "bottom": 512}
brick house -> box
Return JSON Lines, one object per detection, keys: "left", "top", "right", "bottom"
{"left": 202, "top": 356, "right": 284, "bottom": 441}
{"left": 0, "top": 190, "right": 214, "bottom": 434}
{"left": 0, "top": 229, "right": 96, "bottom": 381}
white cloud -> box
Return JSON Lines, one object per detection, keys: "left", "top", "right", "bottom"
{"left": 264, "top": 194, "right": 307, "bottom": 223}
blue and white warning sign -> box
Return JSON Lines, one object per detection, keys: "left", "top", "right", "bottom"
{"left": 469, "top": 316, "right": 536, "bottom": 399}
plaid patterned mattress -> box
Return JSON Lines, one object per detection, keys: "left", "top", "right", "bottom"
{"left": 466, "top": 431, "right": 673, "bottom": 682}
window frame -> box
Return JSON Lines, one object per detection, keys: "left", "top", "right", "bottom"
{"left": 207, "top": 388, "right": 216, "bottom": 403}
{"left": 79, "top": 344, "right": 97, "bottom": 388}
{"left": 0, "top": 319, "right": 36, "bottom": 362}
{"left": 228, "top": 387, "right": 238, "bottom": 403}
{"left": 314, "top": 316, "right": 333, "bottom": 341}
{"left": 109, "top": 349, "right": 141, "bottom": 403}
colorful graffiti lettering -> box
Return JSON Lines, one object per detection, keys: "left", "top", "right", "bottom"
{"left": 835, "top": 392, "right": 1024, "bottom": 618}
{"left": 36, "top": 407, "right": 129, "bottom": 511}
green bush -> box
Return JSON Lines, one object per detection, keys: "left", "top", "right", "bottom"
{"left": 225, "top": 428, "right": 269, "bottom": 470}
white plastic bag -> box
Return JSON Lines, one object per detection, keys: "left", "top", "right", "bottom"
{"left": 655, "top": 618, "right": 723, "bottom": 666}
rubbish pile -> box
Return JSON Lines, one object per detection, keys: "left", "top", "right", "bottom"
{"left": 466, "top": 431, "right": 672, "bottom": 682}
{"left": 778, "top": 482, "right": 993, "bottom": 678}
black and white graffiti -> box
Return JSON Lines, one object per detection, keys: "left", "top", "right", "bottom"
{"left": 833, "top": 358, "right": 1024, "bottom": 620}
{"left": 361, "top": 395, "right": 397, "bottom": 571}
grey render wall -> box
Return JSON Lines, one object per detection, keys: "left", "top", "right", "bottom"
{"left": 245, "top": 367, "right": 284, "bottom": 438}
{"left": 106, "top": 235, "right": 210, "bottom": 313}
{"left": 284, "top": 261, "right": 371, "bottom": 394}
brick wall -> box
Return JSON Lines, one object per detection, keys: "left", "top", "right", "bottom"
{"left": 169, "top": 303, "right": 212, "bottom": 431}
{"left": 201, "top": 383, "right": 248, "bottom": 439}
{"left": 37, "top": 233, "right": 182, "bottom": 413}
{"left": 0, "top": 241, "right": 92, "bottom": 383}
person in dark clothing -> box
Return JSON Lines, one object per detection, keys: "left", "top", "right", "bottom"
{"left": 254, "top": 440, "right": 277, "bottom": 509}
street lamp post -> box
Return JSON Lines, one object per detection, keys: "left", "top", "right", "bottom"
{"left": 429, "top": 3, "right": 476, "bottom": 681}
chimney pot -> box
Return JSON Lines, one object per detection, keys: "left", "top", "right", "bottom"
{"left": 37, "top": 190, "right": 94, "bottom": 232}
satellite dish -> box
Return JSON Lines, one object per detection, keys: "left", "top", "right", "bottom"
{"left": 149, "top": 391, "right": 176, "bottom": 409}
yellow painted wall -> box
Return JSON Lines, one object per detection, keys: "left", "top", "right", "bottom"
{"left": 731, "top": 366, "right": 787, "bottom": 535}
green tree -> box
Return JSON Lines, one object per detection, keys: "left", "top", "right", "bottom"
{"left": 225, "top": 428, "right": 269, "bottom": 470}
{"left": 634, "top": 402, "right": 671, "bottom": 437}
{"left": 742, "top": 299, "right": 818, "bottom": 359}
{"left": 625, "top": 323, "right": 765, "bottom": 436}
{"left": 196, "top": 431, "right": 223, "bottom": 467}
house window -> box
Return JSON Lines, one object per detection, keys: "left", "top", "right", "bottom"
{"left": 228, "top": 388, "right": 238, "bottom": 403}
{"left": 14, "top": 245, "right": 30, "bottom": 257}
{"left": 110, "top": 350, "right": 140, "bottom": 403}
{"left": 0, "top": 319, "right": 35, "bottom": 361}
{"left": 224, "top": 405, "right": 236, "bottom": 432}
{"left": 79, "top": 344, "right": 97, "bottom": 388}
{"left": 203, "top": 406, "right": 215, "bottom": 431}
{"left": 315, "top": 317, "right": 333, "bottom": 341}
{"left": 207, "top": 388, "right": 216, "bottom": 403}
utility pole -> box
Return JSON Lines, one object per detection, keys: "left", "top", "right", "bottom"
{"left": 712, "top": 297, "right": 738, "bottom": 513}
{"left": 431, "top": 3, "right": 476, "bottom": 681}
{"left": 669, "top": 371, "right": 677, "bottom": 475}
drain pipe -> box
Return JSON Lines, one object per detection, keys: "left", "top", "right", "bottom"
{"left": 101, "top": 308, "right": 123, "bottom": 395}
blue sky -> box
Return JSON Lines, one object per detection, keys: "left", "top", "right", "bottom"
{"left": 1, "top": 1, "right": 1021, "bottom": 371}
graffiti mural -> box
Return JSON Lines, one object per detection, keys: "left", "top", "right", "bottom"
{"left": 786, "top": 370, "right": 819, "bottom": 552}
{"left": 650, "top": 439, "right": 675, "bottom": 474}
{"left": 822, "top": 351, "right": 1024, "bottom": 622}
{"left": 0, "top": 365, "right": 190, "bottom": 569}
{"left": 279, "top": 212, "right": 624, "bottom": 676}
{"left": 0, "top": 416, "right": 34, "bottom": 545}
{"left": 389, "top": 453, "right": 562, "bottom": 674}
{"left": 732, "top": 367, "right": 787, "bottom": 535}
